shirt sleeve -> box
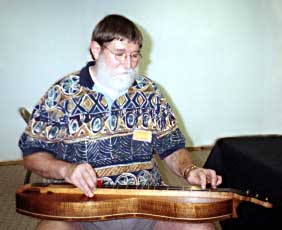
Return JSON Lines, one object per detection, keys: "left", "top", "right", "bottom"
{"left": 18, "top": 83, "right": 69, "bottom": 158}
{"left": 152, "top": 88, "right": 186, "bottom": 159}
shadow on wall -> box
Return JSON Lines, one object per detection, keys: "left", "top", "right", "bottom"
{"left": 137, "top": 23, "right": 193, "bottom": 146}
{"left": 136, "top": 24, "right": 151, "bottom": 77}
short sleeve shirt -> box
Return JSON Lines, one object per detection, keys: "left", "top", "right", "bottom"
{"left": 19, "top": 62, "right": 186, "bottom": 186}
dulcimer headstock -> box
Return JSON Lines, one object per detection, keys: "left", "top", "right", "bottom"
{"left": 212, "top": 187, "right": 273, "bottom": 209}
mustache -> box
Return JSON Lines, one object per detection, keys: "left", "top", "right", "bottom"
{"left": 114, "top": 68, "right": 136, "bottom": 74}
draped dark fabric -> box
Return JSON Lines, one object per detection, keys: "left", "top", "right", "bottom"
{"left": 204, "top": 135, "right": 282, "bottom": 229}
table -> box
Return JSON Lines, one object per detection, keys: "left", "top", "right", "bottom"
{"left": 204, "top": 135, "right": 282, "bottom": 229}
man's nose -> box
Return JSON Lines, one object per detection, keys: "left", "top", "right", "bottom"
{"left": 123, "top": 55, "right": 135, "bottom": 69}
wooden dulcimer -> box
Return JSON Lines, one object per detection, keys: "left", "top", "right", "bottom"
{"left": 16, "top": 183, "right": 273, "bottom": 222}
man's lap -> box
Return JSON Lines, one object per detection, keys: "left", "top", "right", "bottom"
{"left": 79, "top": 218, "right": 156, "bottom": 230}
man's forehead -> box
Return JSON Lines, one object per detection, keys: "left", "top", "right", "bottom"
{"left": 108, "top": 39, "right": 140, "bottom": 51}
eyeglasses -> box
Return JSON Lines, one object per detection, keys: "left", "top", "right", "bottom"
{"left": 102, "top": 45, "right": 142, "bottom": 63}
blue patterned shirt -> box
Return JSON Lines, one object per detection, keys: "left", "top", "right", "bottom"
{"left": 19, "top": 62, "right": 186, "bottom": 186}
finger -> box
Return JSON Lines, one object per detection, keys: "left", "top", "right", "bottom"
{"left": 208, "top": 170, "right": 218, "bottom": 189}
{"left": 85, "top": 163, "right": 97, "bottom": 184}
{"left": 82, "top": 168, "right": 97, "bottom": 192}
{"left": 71, "top": 167, "right": 94, "bottom": 197}
{"left": 76, "top": 175, "right": 94, "bottom": 197}
{"left": 216, "top": 175, "right": 222, "bottom": 186}
{"left": 198, "top": 170, "right": 207, "bottom": 189}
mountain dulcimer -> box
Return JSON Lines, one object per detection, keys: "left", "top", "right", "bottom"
{"left": 16, "top": 183, "right": 273, "bottom": 222}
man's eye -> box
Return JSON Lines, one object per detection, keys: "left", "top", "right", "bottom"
{"left": 115, "top": 52, "right": 125, "bottom": 57}
{"left": 131, "top": 53, "right": 140, "bottom": 58}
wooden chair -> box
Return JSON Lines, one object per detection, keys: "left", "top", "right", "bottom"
{"left": 18, "top": 107, "right": 32, "bottom": 184}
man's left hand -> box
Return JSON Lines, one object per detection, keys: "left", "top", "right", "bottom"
{"left": 185, "top": 167, "right": 222, "bottom": 189}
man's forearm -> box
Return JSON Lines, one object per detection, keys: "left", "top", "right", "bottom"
{"left": 163, "top": 148, "right": 195, "bottom": 178}
{"left": 23, "top": 152, "right": 72, "bottom": 180}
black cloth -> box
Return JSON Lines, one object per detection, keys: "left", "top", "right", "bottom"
{"left": 204, "top": 135, "right": 282, "bottom": 229}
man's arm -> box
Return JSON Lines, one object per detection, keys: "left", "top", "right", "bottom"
{"left": 23, "top": 152, "right": 97, "bottom": 197}
{"left": 163, "top": 148, "right": 222, "bottom": 189}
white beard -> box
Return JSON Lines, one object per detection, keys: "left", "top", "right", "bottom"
{"left": 95, "top": 55, "right": 137, "bottom": 95}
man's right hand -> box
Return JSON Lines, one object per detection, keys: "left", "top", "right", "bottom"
{"left": 23, "top": 153, "right": 98, "bottom": 197}
{"left": 63, "top": 163, "right": 98, "bottom": 197}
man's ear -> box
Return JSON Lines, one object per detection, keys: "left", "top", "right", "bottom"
{"left": 90, "top": 41, "right": 102, "bottom": 60}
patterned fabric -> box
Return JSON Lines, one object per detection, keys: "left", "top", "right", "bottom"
{"left": 19, "top": 62, "right": 185, "bottom": 186}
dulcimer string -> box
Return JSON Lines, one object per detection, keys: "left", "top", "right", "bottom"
{"left": 27, "top": 182, "right": 273, "bottom": 207}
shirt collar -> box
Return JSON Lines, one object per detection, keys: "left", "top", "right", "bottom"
{"left": 78, "top": 61, "right": 95, "bottom": 89}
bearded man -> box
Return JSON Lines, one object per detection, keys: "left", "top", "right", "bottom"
{"left": 19, "top": 14, "right": 222, "bottom": 230}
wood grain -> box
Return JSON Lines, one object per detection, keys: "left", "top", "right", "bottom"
{"left": 16, "top": 183, "right": 273, "bottom": 222}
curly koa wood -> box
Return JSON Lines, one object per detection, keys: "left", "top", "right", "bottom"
{"left": 16, "top": 183, "right": 273, "bottom": 222}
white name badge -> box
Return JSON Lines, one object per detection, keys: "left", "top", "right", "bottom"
{"left": 133, "top": 130, "right": 152, "bottom": 143}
